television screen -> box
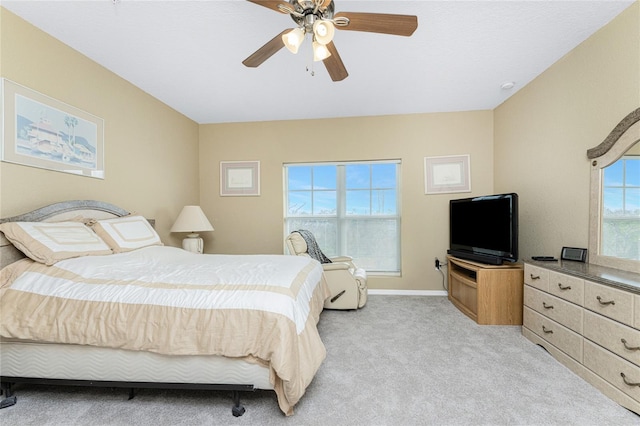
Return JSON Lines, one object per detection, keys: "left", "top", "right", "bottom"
{"left": 448, "top": 193, "right": 518, "bottom": 264}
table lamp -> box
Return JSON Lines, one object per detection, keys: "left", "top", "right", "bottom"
{"left": 170, "top": 206, "right": 214, "bottom": 254}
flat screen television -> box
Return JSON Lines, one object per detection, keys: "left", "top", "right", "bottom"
{"left": 447, "top": 193, "right": 518, "bottom": 265}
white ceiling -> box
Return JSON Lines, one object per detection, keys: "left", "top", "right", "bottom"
{"left": 2, "top": 0, "right": 635, "bottom": 124}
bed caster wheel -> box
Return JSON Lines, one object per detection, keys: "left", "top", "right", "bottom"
{"left": 232, "top": 405, "right": 246, "bottom": 417}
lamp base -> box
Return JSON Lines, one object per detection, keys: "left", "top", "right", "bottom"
{"left": 182, "top": 233, "right": 203, "bottom": 254}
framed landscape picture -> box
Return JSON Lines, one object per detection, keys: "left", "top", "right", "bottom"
{"left": 1, "top": 79, "right": 105, "bottom": 179}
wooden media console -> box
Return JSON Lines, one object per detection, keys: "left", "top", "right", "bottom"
{"left": 447, "top": 255, "right": 524, "bottom": 325}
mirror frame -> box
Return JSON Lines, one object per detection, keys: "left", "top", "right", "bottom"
{"left": 587, "top": 108, "right": 640, "bottom": 273}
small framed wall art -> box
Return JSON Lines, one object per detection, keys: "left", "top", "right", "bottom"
{"left": 1, "top": 78, "right": 105, "bottom": 179}
{"left": 424, "top": 154, "right": 471, "bottom": 194}
{"left": 220, "top": 161, "right": 260, "bottom": 196}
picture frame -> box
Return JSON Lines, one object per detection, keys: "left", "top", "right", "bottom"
{"left": 1, "top": 78, "right": 105, "bottom": 179}
{"left": 220, "top": 161, "right": 260, "bottom": 196}
{"left": 424, "top": 154, "right": 471, "bottom": 194}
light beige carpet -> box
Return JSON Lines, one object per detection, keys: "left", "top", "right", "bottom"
{"left": 1, "top": 296, "right": 638, "bottom": 425}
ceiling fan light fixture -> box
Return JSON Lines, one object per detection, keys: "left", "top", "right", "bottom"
{"left": 313, "top": 19, "right": 335, "bottom": 45}
{"left": 333, "top": 16, "right": 350, "bottom": 27}
{"left": 245, "top": 0, "right": 419, "bottom": 81}
{"left": 282, "top": 27, "right": 305, "bottom": 54}
{"left": 312, "top": 41, "right": 331, "bottom": 61}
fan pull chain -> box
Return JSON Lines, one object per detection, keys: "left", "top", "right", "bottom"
{"left": 306, "top": 43, "right": 315, "bottom": 77}
{"left": 306, "top": 66, "right": 315, "bottom": 77}
{"left": 306, "top": 61, "right": 316, "bottom": 77}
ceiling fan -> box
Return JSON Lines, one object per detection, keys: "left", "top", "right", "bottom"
{"left": 242, "top": 0, "right": 418, "bottom": 82}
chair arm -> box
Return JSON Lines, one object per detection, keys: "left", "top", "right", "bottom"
{"left": 328, "top": 256, "right": 355, "bottom": 268}
{"left": 352, "top": 267, "right": 368, "bottom": 308}
{"left": 322, "top": 262, "right": 350, "bottom": 271}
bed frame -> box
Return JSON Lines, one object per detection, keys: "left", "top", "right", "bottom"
{"left": 0, "top": 200, "right": 272, "bottom": 416}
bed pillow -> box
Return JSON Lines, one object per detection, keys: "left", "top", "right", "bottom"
{"left": 0, "top": 221, "right": 113, "bottom": 265}
{"left": 91, "top": 215, "right": 162, "bottom": 253}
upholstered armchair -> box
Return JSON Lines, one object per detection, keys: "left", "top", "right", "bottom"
{"left": 285, "top": 231, "right": 367, "bottom": 310}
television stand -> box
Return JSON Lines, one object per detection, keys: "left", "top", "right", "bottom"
{"left": 447, "top": 256, "right": 524, "bottom": 325}
{"left": 446, "top": 249, "right": 505, "bottom": 265}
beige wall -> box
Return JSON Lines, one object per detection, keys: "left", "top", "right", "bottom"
{"left": 494, "top": 2, "right": 640, "bottom": 261}
{"left": 200, "top": 111, "right": 494, "bottom": 290}
{"left": 3, "top": 3, "right": 637, "bottom": 290}
{"left": 0, "top": 8, "right": 200, "bottom": 245}
{"left": 201, "top": 2, "right": 639, "bottom": 290}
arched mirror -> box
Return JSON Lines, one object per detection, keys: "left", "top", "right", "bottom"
{"left": 588, "top": 108, "right": 640, "bottom": 273}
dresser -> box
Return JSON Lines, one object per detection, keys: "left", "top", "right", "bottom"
{"left": 522, "top": 260, "right": 640, "bottom": 414}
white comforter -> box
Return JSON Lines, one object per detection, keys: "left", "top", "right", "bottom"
{"left": 0, "top": 246, "right": 331, "bottom": 415}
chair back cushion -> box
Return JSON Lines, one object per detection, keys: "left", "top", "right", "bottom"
{"left": 286, "top": 232, "right": 308, "bottom": 255}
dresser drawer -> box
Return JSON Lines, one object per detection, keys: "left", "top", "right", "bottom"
{"left": 584, "top": 281, "right": 634, "bottom": 327}
{"left": 523, "top": 306, "right": 583, "bottom": 362}
{"left": 524, "top": 285, "right": 583, "bottom": 334}
{"left": 547, "top": 271, "right": 584, "bottom": 306}
{"left": 584, "top": 340, "right": 640, "bottom": 404}
{"left": 636, "top": 295, "right": 640, "bottom": 329}
{"left": 524, "top": 264, "right": 549, "bottom": 292}
{"left": 584, "top": 310, "right": 640, "bottom": 367}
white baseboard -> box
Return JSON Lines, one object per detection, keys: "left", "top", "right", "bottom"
{"left": 368, "top": 289, "right": 448, "bottom": 296}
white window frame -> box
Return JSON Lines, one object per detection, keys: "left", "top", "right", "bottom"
{"left": 284, "top": 160, "right": 401, "bottom": 274}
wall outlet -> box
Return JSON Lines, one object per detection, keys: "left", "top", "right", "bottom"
{"left": 435, "top": 257, "right": 440, "bottom": 270}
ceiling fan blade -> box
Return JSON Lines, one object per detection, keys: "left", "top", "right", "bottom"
{"left": 242, "top": 29, "right": 289, "bottom": 68}
{"left": 246, "top": 0, "right": 293, "bottom": 14}
{"left": 322, "top": 42, "right": 348, "bottom": 82}
{"left": 334, "top": 12, "right": 418, "bottom": 36}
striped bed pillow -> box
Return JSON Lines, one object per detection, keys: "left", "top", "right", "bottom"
{"left": 0, "top": 221, "right": 112, "bottom": 265}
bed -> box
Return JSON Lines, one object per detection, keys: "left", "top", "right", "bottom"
{"left": 0, "top": 200, "right": 331, "bottom": 416}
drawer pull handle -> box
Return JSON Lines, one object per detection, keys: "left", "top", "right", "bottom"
{"left": 596, "top": 296, "right": 615, "bottom": 306}
{"left": 621, "top": 339, "right": 640, "bottom": 351}
{"left": 557, "top": 283, "right": 572, "bottom": 290}
{"left": 542, "top": 326, "right": 553, "bottom": 334}
{"left": 542, "top": 302, "right": 554, "bottom": 310}
{"left": 530, "top": 274, "right": 540, "bottom": 280}
{"left": 620, "top": 372, "right": 640, "bottom": 387}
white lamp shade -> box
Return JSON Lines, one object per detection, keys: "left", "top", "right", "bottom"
{"left": 282, "top": 27, "right": 305, "bottom": 54}
{"left": 313, "top": 20, "right": 335, "bottom": 45}
{"left": 312, "top": 41, "right": 331, "bottom": 61}
{"left": 170, "top": 206, "right": 214, "bottom": 233}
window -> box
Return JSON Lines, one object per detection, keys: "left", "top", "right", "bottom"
{"left": 601, "top": 155, "right": 640, "bottom": 261}
{"left": 284, "top": 160, "right": 400, "bottom": 273}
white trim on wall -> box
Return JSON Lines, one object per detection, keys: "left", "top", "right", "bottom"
{"left": 368, "top": 289, "right": 448, "bottom": 296}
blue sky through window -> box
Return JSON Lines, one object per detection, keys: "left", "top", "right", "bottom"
{"left": 603, "top": 157, "right": 640, "bottom": 214}
{"left": 287, "top": 163, "right": 397, "bottom": 216}
{"left": 313, "top": 165, "right": 336, "bottom": 189}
